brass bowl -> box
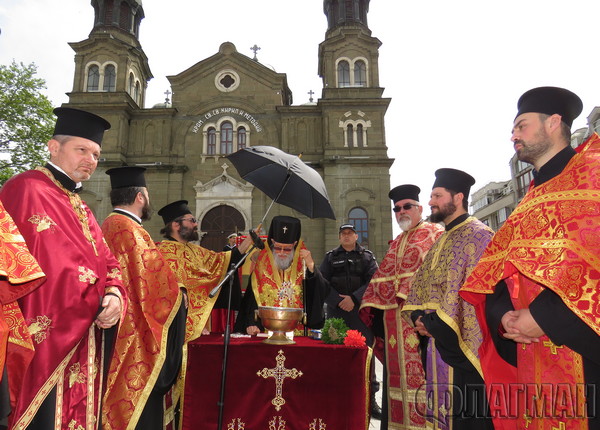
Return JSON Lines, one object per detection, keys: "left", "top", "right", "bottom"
{"left": 257, "top": 306, "right": 303, "bottom": 345}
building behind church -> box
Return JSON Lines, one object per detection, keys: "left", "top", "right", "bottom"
{"left": 67, "top": 0, "right": 393, "bottom": 259}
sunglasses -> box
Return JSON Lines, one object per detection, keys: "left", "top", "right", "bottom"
{"left": 271, "top": 241, "right": 295, "bottom": 253}
{"left": 393, "top": 203, "right": 419, "bottom": 212}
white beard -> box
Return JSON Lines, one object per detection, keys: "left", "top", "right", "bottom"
{"left": 398, "top": 217, "right": 413, "bottom": 232}
{"left": 274, "top": 250, "right": 294, "bottom": 270}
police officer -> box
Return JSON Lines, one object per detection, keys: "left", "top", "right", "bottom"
{"left": 317, "top": 224, "right": 381, "bottom": 418}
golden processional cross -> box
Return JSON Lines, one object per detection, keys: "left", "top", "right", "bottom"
{"left": 257, "top": 349, "right": 303, "bottom": 411}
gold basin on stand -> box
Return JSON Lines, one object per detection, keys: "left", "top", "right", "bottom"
{"left": 257, "top": 306, "right": 303, "bottom": 345}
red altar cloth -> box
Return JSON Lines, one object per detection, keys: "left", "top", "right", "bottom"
{"left": 183, "top": 335, "right": 370, "bottom": 429}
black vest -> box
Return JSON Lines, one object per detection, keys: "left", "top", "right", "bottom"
{"left": 327, "top": 247, "right": 369, "bottom": 295}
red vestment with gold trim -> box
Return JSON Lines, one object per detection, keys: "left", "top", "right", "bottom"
{"left": 461, "top": 134, "right": 600, "bottom": 430}
{"left": 251, "top": 241, "right": 306, "bottom": 310}
{"left": 250, "top": 241, "right": 307, "bottom": 333}
{"left": 0, "top": 168, "right": 125, "bottom": 429}
{"left": 157, "top": 239, "right": 232, "bottom": 427}
{"left": 360, "top": 221, "right": 443, "bottom": 429}
{"left": 0, "top": 201, "right": 45, "bottom": 391}
{"left": 102, "top": 213, "right": 182, "bottom": 430}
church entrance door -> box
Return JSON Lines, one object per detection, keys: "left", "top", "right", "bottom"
{"left": 200, "top": 205, "right": 245, "bottom": 251}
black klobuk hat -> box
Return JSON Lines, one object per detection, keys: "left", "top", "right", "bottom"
{"left": 515, "top": 86, "right": 583, "bottom": 128}
{"left": 388, "top": 184, "right": 420, "bottom": 204}
{"left": 105, "top": 166, "right": 146, "bottom": 189}
{"left": 53, "top": 107, "right": 111, "bottom": 146}
{"left": 432, "top": 168, "right": 475, "bottom": 197}
{"left": 157, "top": 200, "right": 192, "bottom": 225}
{"left": 268, "top": 216, "right": 301, "bottom": 244}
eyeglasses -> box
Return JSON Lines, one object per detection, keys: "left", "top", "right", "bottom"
{"left": 179, "top": 217, "right": 197, "bottom": 223}
{"left": 271, "top": 241, "right": 295, "bottom": 253}
{"left": 393, "top": 203, "right": 420, "bottom": 212}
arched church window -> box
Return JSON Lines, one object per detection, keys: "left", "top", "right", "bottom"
{"left": 87, "top": 65, "right": 99, "bottom": 91}
{"left": 354, "top": 60, "right": 366, "bottom": 87}
{"left": 348, "top": 207, "right": 369, "bottom": 247}
{"left": 347, "top": 124, "right": 354, "bottom": 147}
{"left": 207, "top": 128, "right": 216, "bottom": 155}
{"left": 237, "top": 127, "right": 246, "bottom": 149}
{"left": 220, "top": 122, "right": 233, "bottom": 154}
{"left": 128, "top": 73, "right": 135, "bottom": 95}
{"left": 357, "top": 124, "right": 364, "bottom": 147}
{"left": 134, "top": 82, "right": 140, "bottom": 105}
{"left": 337, "top": 61, "right": 350, "bottom": 87}
{"left": 103, "top": 65, "right": 116, "bottom": 92}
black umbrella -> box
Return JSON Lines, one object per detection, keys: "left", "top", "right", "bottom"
{"left": 227, "top": 145, "right": 336, "bottom": 223}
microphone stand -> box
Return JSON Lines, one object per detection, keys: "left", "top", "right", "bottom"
{"left": 208, "top": 230, "right": 264, "bottom": 430}
{"left": 302, "top": 259, "right": 308, "bottom": 337}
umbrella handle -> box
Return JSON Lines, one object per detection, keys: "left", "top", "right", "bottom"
{"left": 249, "top": 228, "right": 264, "bottom": 250}
{"left": 259, "top": 171, "right": 293, "bottom": 226}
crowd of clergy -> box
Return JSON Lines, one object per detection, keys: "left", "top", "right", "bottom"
{"left": 0, "top": 85, "right": 598, "bottom": 430}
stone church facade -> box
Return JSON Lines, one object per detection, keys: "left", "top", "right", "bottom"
{"left": 67, "top": 0, "right": 393, "bottom": 259}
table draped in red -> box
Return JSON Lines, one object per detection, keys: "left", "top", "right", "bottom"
{"left": 183, "top": 335, "right": 370, "bottom": 429}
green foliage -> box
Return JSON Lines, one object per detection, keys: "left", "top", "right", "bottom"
{"left": 0, "top": 60, "right": 54, "bottom": 184}
{"left": 321, "top": 317, "right": 350, "bottom": 345}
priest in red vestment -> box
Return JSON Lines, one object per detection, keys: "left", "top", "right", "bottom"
{"left": 236, "top": 216, "right": 328, "bottom": 335}
{"left": 155, "top": 200, "right": 255, "bottom": 423}
{"left": 0, "top": 202, "right": 46, "bottom": 428}
{"left": 360, "top": 184, "right": 444, "bottom": 429}
{"left": 101, "top": 167, "right": 186, "bottom": 430}
{"left": 0, "top": 107, "right": 125, "bottom": 429}
{"left": 461, "top": 87, "right": 600, "bottom": 430}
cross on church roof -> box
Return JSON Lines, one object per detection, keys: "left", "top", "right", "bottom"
{"left": 308, "top": 89, "right": 315, "bottom": 103}
{"left": 164, "top": 89, "right": 172, "bottom": 104}
{"left": 250, "top": 44, "right": 261, "bottom": 61}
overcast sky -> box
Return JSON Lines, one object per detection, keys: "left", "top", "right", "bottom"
{"left": 1, "top": 0, "right": 599, "bottom": 232}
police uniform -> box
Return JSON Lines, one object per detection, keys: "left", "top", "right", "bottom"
{"left": 319, "top": 230, "right": 378, "bottom": 345}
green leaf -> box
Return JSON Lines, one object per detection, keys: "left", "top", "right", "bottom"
{"left": 321, "top": 318, "right": 350, "bottom": 345}
{"left": 0, "top": 60, "right": 54, "bottom": 185}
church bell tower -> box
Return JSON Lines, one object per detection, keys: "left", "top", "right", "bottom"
{"left": 65, "top": 0, "right": 153, "bottom": 164}
{"left": 319, "top": 0, "right": 381, "bottom": 96}
{"left": 67, "top": 0, "right": 152, "bottom": 109}
{"left": 317, "top": 0, "right": 393, "bottom": 256}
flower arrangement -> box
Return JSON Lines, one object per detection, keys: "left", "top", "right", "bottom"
{"left": 321, "top": 318, "right": 350, "bottom": 345}
{"left": 343, "top": 329, "right": 366, "bottom": 347}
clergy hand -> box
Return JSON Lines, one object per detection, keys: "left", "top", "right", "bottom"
{"left": 239, "top": 228, "right": 263, "bottom": 254}
{"left": 95, "top": 295, "right": 122, "bottom": 329}
{"left": 299, "top": 249, "right": 314, "bottom": 272}
{"left": 182, "top": 290, "right": 189, "bottom": 309}
{"left": 247, "top": 325, "right": 260, "bottom": 336}
{"left": 501, "top": 309, "right": 542, "bottom": 343}
{"left": 338, "top": 295, "right": 354, "bottom": 312}
{"left": 414, "top": 316, "right": 432, "bottom": 338}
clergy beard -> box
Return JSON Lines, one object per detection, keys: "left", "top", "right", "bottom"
{"left": 180, "top": 224, "right": 199, "bottom": 242}
{"left": 273, "top": 250, "right": 294, "bottom": 270}
{"left": 430, "top": 201, "right": 457, "bottom": 223}
{"left": 140, "top": 195, "right": 152, "bottom": 222}
{"left": 514, "top": 126, "right": 552, "bottom": 165}
{"left": 397, "top": 217, "right": 413, "bottom": 232}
